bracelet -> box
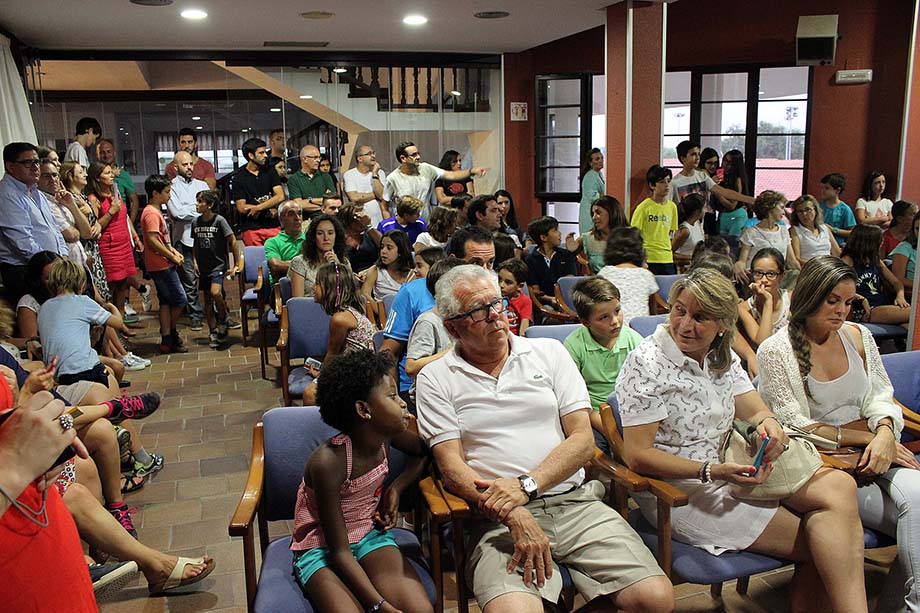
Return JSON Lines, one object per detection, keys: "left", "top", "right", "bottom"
{"left": 876, "top": 422, "right": 895, "bottom": 436}
{"left": 836, "top": 426, "right": 842, "bottom": 449}
{"left": 698, "top": 461, "right": 712, "bottom": 484}
{"left": 367, "top": 598, "right": 386, "bottom": 612}
{"left": 757, "top": 415, "right": 780, "bottom": 428}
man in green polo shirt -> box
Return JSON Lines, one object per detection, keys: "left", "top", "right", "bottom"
{"left": 562, "top": 277, "right": 643, "bottom": 446}
{"left": 97, "top": 138, "right": 140, "bottom": 223}
{"left": 263, "top": 201, "right": 305, "bottom": 282}
{"left": 287, "top": 145, "right": 335, "bottom": 222}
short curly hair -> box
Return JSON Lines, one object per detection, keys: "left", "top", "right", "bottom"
{"left": 316, "top": 350, "right": 396, "bottom": 433}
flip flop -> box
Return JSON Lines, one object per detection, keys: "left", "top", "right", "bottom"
{"left": 120, "top": 474, "right": 147, "bottom": 494}
{"left": 148, "top": 556, "right": 215, "bottom": 594}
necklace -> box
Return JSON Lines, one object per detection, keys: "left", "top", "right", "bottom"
{"left": 0, "top": 482, "right": 49, "bottom": 527}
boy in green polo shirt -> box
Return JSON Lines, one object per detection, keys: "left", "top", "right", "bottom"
{"left": 263, "top": 202, "right": 306, "bottom": 283}
{"left": 563, "top": 277, "right": 642, "bottom": 452}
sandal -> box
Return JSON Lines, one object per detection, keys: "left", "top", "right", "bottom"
{"left": 120, "top": 473, "right": 147, "bottom": 494}
{"left": 148, "top": 556, "right": 216, "bottom": 594}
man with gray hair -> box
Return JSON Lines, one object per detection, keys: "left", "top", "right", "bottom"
{"left": 167, "top": 150, "right": 209, "bottom": 329}
{"left": 262, "top": 200, "right": 304, "bottom": 282}
{"left": 288, "top": 145, "right": 335, "bottom": 222}
{"left": 416, "top": 265, "right": 672, "bottom": 613}
{"left": 343, "top": 145, "right": 387, "bottom": 226}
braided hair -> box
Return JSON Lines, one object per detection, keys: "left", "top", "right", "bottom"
{"left": 787, "top": 256, "right": 858, "bottom": 397}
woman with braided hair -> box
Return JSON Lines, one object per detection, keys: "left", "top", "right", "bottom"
{"left": 757, "top": 255, "right": 920, "bottom": 611}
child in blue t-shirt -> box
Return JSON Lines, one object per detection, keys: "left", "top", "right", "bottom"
{"left": 37, "top": 259, "right": 133, "bottom": 394}
{"left": 819, "top": 172, "right": 856, "bottom": 246}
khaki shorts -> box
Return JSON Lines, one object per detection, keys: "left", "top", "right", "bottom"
{"left": 467, "top": 480, "right": 665, "bottom": 608}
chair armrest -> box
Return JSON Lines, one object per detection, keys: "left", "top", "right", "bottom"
{"left": 895, "top": 399, "right": 920, "bottom": 429}
{"left": 253, "top": 264, "right": 264, "bottom": 294}
{"left": 276, "top": 305, "right": 289, "bottom": 352}
{"left": 273, "top": 283, "right": 282, "bottom": 315}
{"left": 576, "top": 253, "right": 590, "bottom": 276}
{"left": 419, "top": 477, "right": 452, "bottom": 522}
{"left": 591, "top": 450, "right": 648, "bottom": 492}
{"left": 229, "top": 423, "right": 265, "bottom": 537}
{"left": 434, "top": 479, "right": 472, "bottom": 519}
{"left": 653, "top": 294, "right": 669, "bottom": 315}
{"left": 552, "top": 284, "right": 578, "bottom": 319}
{"left": 820, "top": 453, "right": 853, "bottom": 471}
{"left": 644, "top": 476, "right": 689, "bottom": 508}
{"left": 530, "top": 289, "right": 578, "bottom": 323}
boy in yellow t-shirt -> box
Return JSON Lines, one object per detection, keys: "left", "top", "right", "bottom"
{"left": 630, "top": 164, "right": 679, "bottom": 274}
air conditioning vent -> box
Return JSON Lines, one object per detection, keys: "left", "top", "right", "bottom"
{"left": 263, "top": 41, "right": 330, "bottom": 48}
{"left": 129, "top": 0, "right": 174, "bottom": 6}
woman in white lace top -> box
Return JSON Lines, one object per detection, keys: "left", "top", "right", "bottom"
{"left": 617, "top": 268, "right": 866, "bottom": 612}
{"left": 757, "top": 255, "right": 920, "bottom": 612}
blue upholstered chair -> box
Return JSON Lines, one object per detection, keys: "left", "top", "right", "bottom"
{"left": 629, "top": 314, "right": 667, "bottom": 338}
{"left": 381, "top": 292, "right": 397, "bottom": 319}
{"left": 228, "top": 406, "right": 437, "bottom": 613}
{"left": 595, "top": 395, "right": 788, "bottom": 597}
{"left": 883, "top": 350, "right": 920, "bottom": 415}
{"left": 865, "top": 323, "right": 908, "bottom": 349}
{"left": 258, "top": 276, "right": 293, "bottom": 381}
{"left": 655, "top": 274, "right": 683, "bottom": 307}
{"left": 523, "top": 324, "right": 580, "bottom": 343}
{"left": 554, "top": 275, "right": 588, "bottom": 313}
{"left": 238, "top": 245, "right": 267, "bottom": 344}
{"left": 277, "top": 298, "right": 332, "bottom": 405}
{"left": 372, "top": 330, "right": 386, "bottom": 352}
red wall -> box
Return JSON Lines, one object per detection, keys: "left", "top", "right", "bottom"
{"left": 503, "top": 27, "right": 605, "bottom": 224}
{"left": 665, "top": 0, "right": 912, "bottom": 199}
{"left": 503, "top": 0, "right": 915, "bottom": 219}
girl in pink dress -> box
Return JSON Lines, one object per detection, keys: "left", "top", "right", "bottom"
{"left": 86, "top": 162, "right": 141, "bottom": 317}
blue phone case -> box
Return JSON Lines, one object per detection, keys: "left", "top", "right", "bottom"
{"left": 751, "top": 436, "right": 770, "bottom": 472}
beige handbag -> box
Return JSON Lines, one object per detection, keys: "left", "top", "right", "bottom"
{"left": 720, "top": 420, "right": 822, "bottom": 501}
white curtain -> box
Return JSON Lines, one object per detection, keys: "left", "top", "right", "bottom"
{"left": 0, "top": 35, "right": 37, "bottom": 150}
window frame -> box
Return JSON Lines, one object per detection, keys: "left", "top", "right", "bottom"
{"left": 665, "top": 63, "right": 814, "bottom": 198}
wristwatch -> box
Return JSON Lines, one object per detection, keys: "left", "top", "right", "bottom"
{"left": 517, "top": 475, "right": 539, "bottom": 501}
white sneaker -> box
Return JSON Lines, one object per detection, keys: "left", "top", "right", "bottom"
{"left": 126, "top": 352, "right": 151, "bottom": 367}
{"left": 140, "top": 286, "right": 154, "bottom": 312}
{"left": 120, "top": 354, "right": 145, "bottom": 372}
{"left": 124, "top": 301, "right": 137, "bottom": 316}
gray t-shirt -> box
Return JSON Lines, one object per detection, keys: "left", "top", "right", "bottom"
{"left": 64, "top": 141, "right": 89, "bottom": 168}
{"left": 406, "top": 308, "right": 452, "bottom": 402}
{"left": 37, "top": 294, "right": 109, "bottom": 376}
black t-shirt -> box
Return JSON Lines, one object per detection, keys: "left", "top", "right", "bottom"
{"left": 191, "top": 214, "right": 233, "bottom": 274}
{"left": 347, "top": 233, "right": 379, "bottom": 273}
{"left": 524, "top": 247, "right": 577, "bottom": 296}
{"left": 230, "top": 166, "right": 281, "bottom": 232}
{"left": 435, "top": 177, "right": 469, "bottom": 200}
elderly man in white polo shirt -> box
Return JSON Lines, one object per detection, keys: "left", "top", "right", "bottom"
{"left": 416, "top": 265, "right": 672, "bottom": 613}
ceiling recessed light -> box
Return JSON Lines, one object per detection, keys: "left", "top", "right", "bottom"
{"left": 299, "top": 94, "right": 313, "bottom": 99}
{"left": 241, "top": 128, "right": 248, "bottom": 133}
{"left": 119, "top": 127, "right": 124, "bottom": 131}
{"left": 332, "top": 67, "right": 347, "bottom": 74}
{"left": 403, "top": 14, "right": 427, "bottom": 26}
{"left": 270, "top": 107, "right": 281, "bottom": 112}
{"left": 191, "top": 115, "right": 201, "bottom": 120}
{"left": 474, "top": 11, "right": 510, "bottom": 19}
{"left": 123, "top": 133, "right": 129, "bottom": 136}
{"left": 180, "top": 8, "right": 207, "bottom": 20}
{"left": 449, "top": 90, "right": 462, "bottom": 96}
{"left": 195, "top": 126, "right": 203, "bottom": 130}
{"left": 300, "top": 11, "right": 334, "bottom": 19}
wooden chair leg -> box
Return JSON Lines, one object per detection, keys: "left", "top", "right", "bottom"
{"left": 430, "top": 519, "right": 444, "bottom": 613}
{"left": 736, "top": 576, "right": 750, "bottom": 595}
{"left": 710, "top": 581, "right": 723, "bottom": 598}
{"left": 242, "top": 525, "right": 257, "bottom": 613}
{"left": 452, "top": 520, "right": 469, "bottom": 613}
{"left": 241, "top": 305, "right": 251, "bottom": 345}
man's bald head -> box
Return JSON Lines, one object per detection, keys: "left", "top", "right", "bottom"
{"left": 174, "top": 151, "right": 195, "bottom": 180}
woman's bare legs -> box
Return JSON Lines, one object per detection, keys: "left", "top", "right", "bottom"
{"left": 76, "top": 417, "right": 122, "bottom": 505}
{"left": 747, "top": 468, "right": 866, "bottom": 613}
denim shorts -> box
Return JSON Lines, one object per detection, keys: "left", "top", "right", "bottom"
{"left": 292, "top": 528, "right": 397, "bottom": 588}
{"left": 198, "top": 269, "right": 227, "bottom": 291}
{"left": 150, "top": 267, "right": 188, "bottom": 307}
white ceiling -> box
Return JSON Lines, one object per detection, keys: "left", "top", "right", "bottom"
{"left": 2, "top": 0, "right": 611, "bottom": 54}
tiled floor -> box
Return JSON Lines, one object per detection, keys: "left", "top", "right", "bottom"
{"left": 98, "top": 294, "right": 893, "bottom": 612}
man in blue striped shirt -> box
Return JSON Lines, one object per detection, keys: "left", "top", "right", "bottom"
{"left": 0, "top": 142, "right": 68, "bottom": 302}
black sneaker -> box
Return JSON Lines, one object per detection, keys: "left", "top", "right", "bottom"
{"left": 223, "top": 317, "right": 242, "bottom": 330}
{"left": 217, "top": 324, "right": 229, "bottom": 341}
{"left": 208, "top": 330, "right": 220, "bottom": 349}
{"left": 189, "top": 319, "right": 204, "bottom": 332}
{"left": 90, "top": 560, "right": 139, "bottom": 602}
{"left": 108, "top": 392, "right": 162, "bottom": 422}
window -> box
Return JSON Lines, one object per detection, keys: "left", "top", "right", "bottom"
{"left": 535, "top": 74, "right": 602, "bottom": 236}
{"left": 662, "top": 66, "right": 811, "bottom": 199}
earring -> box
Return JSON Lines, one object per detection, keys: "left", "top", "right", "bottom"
{"left": 718, "top": 331, "right": 725, "bottom": 337}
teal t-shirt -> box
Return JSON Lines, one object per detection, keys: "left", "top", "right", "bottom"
{"left": 563, "top": 324, "right": 642, "bottom": 410}
{"left": 820, "top": 201, "right": 856, "bottom": 246}
{"left": 891, "top": 241, "right": 916, "bottom": 282}
{"left": 719, "top": 207, "right": 748, "bottom": 237}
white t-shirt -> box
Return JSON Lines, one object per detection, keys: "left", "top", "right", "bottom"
{"left": 596, "top": 266, "right": 660, "bottom": 324}
{"left": 669, "top": 169, "right": 716, "bottom": 208}
{"left": 344, "top": 167, "right": 387, "bottom": 227}
{"left": 16, "top": 293, "right": 40, "bottom": 315}
{"left": 855, "top": 197, "right": 894, "bottom": 222}
{"left": 383, "top": 163, "right": 444, "bottom": 216}
{"left": 740, "top": 224, "right": 791, "bottom": 267}
{"left": 792, "top": 224, "right": 833, "bottom": 262}
{"left": 675, "top": 220, "right": 704, "bottom": 257}
{"left": 64, "top": 141, "right": 89, "bottom": 168}
{"left": 413, "top": 232, "right": 446, "bottom": 250}
{"left": 48, "top": 199, "right": 87, "bottom": 266}
{"left": 416, "top": 334, "right": 591, "bottom": 496}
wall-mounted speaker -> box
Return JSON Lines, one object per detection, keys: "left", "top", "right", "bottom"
{"left": 796, "top": 15, "right": 839, "bottom": 66}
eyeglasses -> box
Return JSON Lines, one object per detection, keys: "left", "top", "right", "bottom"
{"left": 752, "top": 270, "right": 781, "bottom": 280}
{"left": 12, "top": 158, "right": 40, "bottom": 167}
{"left": 302, "top": 154, "right": 320, "bottom": 160}
{"left": 447, "top": 298, "right": 505, "bottom": 322}
{"left": 359, "top": 150, "right": 375, "bottom": 156}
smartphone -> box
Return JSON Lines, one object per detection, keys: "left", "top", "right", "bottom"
{"left": 305, "top": 357, "right": 323, "bottom": 371}
{"left": 749, "top": 435, "right": 771, "bottom": 475}
{"left": 715, "top": 168, "right": 725, "bottom": 183}
{"left": 0, "top": 410, "right": 76, "bottom": 471}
